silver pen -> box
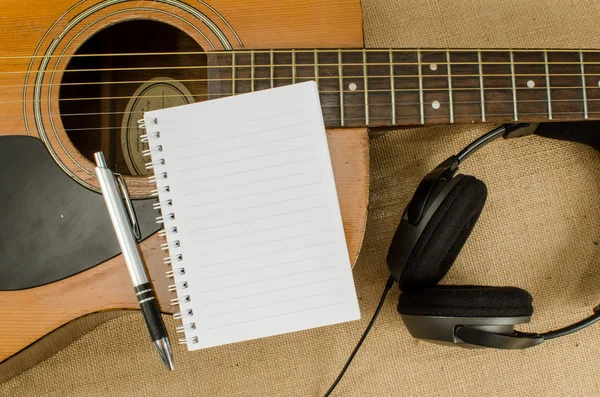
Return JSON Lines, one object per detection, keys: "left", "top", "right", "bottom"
{"left": 94, "top": 151, "right": 174, "bottom": 371}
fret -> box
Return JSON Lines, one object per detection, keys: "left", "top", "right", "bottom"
{"left": 313, "top": 49, "right": 318, "bottom": 87}
{"left": 363, "top": 49, "right": 369, "bottom": 126}
{"left": 417, "top": 49, "right": 424, "bottom": 124}
{"left": 338, "top": 51, "right": 344, "bottom": 127}
{"left": 292, "top": 49, "right": 296, "bottom": 84}
{"left": 512, "top": 51, "right": 550, "bottom": 120}
{"left": 580, "top": 50, "right": 588, "bottom": 119}
{"left": 270, "top": 50, "right": 274, "bottom": 89}
{"left": 366, "top": 50, "right": 393, "bottom": 126}
{"left": 232, "top": 52, "right": 236, "bottom": 95}
{"left": 420, "top": 50, "right": 451, "bottom": 124}
{"left": 509, "top": 51, "right": 518, "bottom": 120}
{"left": 273, "top": 51, "right": 293, "bottom": 88}
{"left": 233, "top": 52, "right": 252, "bottom": 94}
{"left": 392, "top": 51, "right": 421, "bottom": 125}
{"left": 252, "top": 51, "right": 271, "bottom": 92}
{"left": 389, "top": 49, "right": 396, "bottom": 125}
{"left": 544, "top": 50, "right": 553, "bottom": 119}
{"left": 317, "top": 51, "right": 342, "bottom": 128}
{"left": 446, "top": 50, "right": 454, "bottom": 123}
{"left": 449, "top": 51, "right": 484, "bottom": 123}
{"left": 547, "top": 51, "right": 585, "bottom": 120}
{"left": 582, "top": 51, "right": 600, "bottom": 117}
{"left": 206, "top": 53, "right": 233, "bottom": 99}
{"left": 250, "top": 50, "right": 255, "bottom": 92}
{"left": 478, "top": 50, "right": 486, "bottom": 122}
{"left": 341, "top": 50, "right": 366, "bottom": 127}
{"left": 481, "top": 51, "right": 514, "bottom": 121}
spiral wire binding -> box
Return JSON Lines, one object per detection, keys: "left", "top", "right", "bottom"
{"left": 174, "top": 309, "right": 194, "bottom": 320}
{"left": 138, "top": 117, "right": 198, "bottom": 347}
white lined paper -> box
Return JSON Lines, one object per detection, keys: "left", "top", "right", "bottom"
{"left": 144, "top": 82, "right": 360, "bottom": 350}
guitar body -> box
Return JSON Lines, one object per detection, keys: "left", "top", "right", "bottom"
{"left": 0, "top": 0, "right": 369, "bottom": 379}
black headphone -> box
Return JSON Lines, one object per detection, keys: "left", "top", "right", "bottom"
{"left": 324, "top": 123, "right": 600, "bottom": 395}
{"left": 386, "top": 123, "right": 600, "bottom": 349}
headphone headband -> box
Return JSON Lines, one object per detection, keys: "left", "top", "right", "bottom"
{"left": 404, "top": 123, "right": 538, "bottom": 225}
{"left": 457, "top": 123, "right": 538, "bottom": 163}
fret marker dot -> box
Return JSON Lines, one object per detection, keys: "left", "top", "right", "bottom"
{"left": 597, "top": 80, "right": 600, "bottom": 87}
{"left": 430, "top": 63, "right": 438, "bottom": 71}
{"left": 349, "top": 83, "right": 357, "bottom": 91}
{"left": 527, "top": 80, "right": 535, "bottom": 88}
{"left": 432, "top": 100, "right": 441, "bottom": 110}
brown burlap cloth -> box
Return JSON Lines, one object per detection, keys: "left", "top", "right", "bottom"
{"left": 3, "top": 0, "right": 600, "bottom": 395}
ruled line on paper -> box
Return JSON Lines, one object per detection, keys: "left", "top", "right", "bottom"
{"left": 205, "top": 289, "right": 343, "bottom": 318}
{"left": 181, "top": 157, "right": 318, "bottom": 185}
{"left": 199, "top": 265, "right": 339, "bottom": 293}
{"left": 248, "top": 108, "right": 310, "bottom": 122}
{"left": 196, "top": 241, "right": 334, "bottom": 267}
{"left": 172, "top": 120, "right": 313, "bottom": 149}
{"left": 178, "top": 145, "right": 316, "bottom": 173}
{"left": 208, "top": 301, "right": 347, "bottom": 329}
{"left": 188, "top": 193, "right": 323, "bottom": 220}
{"left": 199, "top": 253, "right": 337, "bottom": 280}
{"left": 191, "top": 217, "right": 330, "bottom": 244}
{"left": 185, "top": 181, "right": 322, "bottom": 208}
{"left": 183, "top": 169, "right": 320, "bottom": 197}
{"left": 204, "top": 277, "right": 342, "bottom": 305}
{"left": 176, "top": 133, "right": 312, "bottom": 161}
{"left": 198, "top": 228, "right": 332, "bottom": 256}
{"left": 188, "top": 205, "right": 328, "bottom": 233}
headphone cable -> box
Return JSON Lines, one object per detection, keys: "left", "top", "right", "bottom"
{"left": 323, "top": 275, "right": 395, "bottom": 397}
{"left": 539, "top": 311, "right": 600, "bottom": 340}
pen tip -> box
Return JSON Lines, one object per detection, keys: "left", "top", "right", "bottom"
{"left": 154, "top": 337, "right": 174, "bottom": 371}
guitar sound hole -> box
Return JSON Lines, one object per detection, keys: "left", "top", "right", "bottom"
{"left": 59, "top": 20, "right": 207, "bottom": 176}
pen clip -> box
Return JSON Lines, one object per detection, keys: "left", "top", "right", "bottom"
{"left": 115, "top": 173, "right": 141, "bottom": 240}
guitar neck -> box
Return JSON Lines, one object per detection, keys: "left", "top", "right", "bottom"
{"left": 206, "top": 49, "right": 600, "bottom": 128}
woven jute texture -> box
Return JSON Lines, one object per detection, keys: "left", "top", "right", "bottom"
{"left": 3, "top": 0, "right": 600, "bottom": 395}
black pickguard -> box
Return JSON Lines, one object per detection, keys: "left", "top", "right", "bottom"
{"left": 0, "top": 136, "right": 161, "bottom": 290}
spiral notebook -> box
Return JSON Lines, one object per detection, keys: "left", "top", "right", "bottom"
{"left": 141, "top": 81, "right": 360, "bottom": 350}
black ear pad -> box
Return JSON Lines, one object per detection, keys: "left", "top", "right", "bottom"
{"left": 398, "top": 175, "right": 487, "bottom": 291}
{"left": 397, "top": 286, "right": 534, "bottom": 317}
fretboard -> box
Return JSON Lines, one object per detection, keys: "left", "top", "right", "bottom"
{"left": 206, "top": 49, "right": 600, "bottom": 128}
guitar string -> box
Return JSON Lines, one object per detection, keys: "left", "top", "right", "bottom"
{"left": 0, "top": 48, "right": 599, "bottom": 60}
{"left": 1, "top": 92, "right": 596, "bottom": 110}
{"left": 2, "top": 61, "right": 600, "bottom": 75}
{"left": 1, "top": 96, "right": 587, "bottom": 120}
{"left": 2, "top": 99, "right": 595, "bottom": 132}
{"left": 0, "top": 85, "right": 597, "bottom": 105}
{"left": 1, "top": 73, "right": 599, "bottom": 90}
{"left": 0, "top": 111, "right": 596, "bottom": 135}
{"left": 46, "top": 107, "right": 600, "bottom": 133}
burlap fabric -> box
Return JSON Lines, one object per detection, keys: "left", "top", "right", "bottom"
{"left": 2, "top": 0, "right": 600, "bottom": 395}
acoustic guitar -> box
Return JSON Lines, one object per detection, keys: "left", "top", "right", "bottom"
{"left": 0, "top": 0, "right": 596, "bottom": 380}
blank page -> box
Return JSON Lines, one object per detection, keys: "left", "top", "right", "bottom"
{"left": 144, "top": 81, "right": 360, "bottom": 350}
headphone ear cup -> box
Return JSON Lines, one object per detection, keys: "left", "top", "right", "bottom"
{"left": 397, "top": 286, "right": 534, "bottom": 318}
{"left": 397, "top": 175, "right": 487, "bottom": 291}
